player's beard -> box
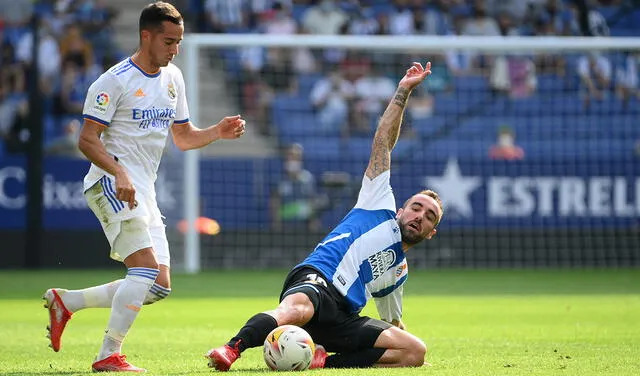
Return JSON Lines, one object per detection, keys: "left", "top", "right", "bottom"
{"left": 398, "top": 219, "right": 424, "bottom": 246}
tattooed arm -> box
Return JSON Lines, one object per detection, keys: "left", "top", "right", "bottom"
{"left": 365, "top": 62, "right": 432, "bottom": 180}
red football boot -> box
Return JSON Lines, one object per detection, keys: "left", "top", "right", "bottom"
{"left": 309, "top": 345, "right": 328, "bottom": 369}
{"left": 43, "top": 289, "right": 73, "bottom": 352}
{"left": 205, "top": 342, "right": 241, "bottom": 371}
{"left": 92, "top": 353, "right": 146, "bottom": 373}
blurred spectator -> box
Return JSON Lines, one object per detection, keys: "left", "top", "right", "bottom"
{"left": 0, "top": 0, "right": 33, "bottom": 45}
{"left": 1, "top": 97, "right": 29, "bottom": 153}
{"left": 59, "top": 24, "right": 96, "bottom": 78}
{"left": 352, "top": 63, "right": 396, "bottom": 135}
{"left": 462, "top": 0, "right": 500, "bottom": 36}
{"left": 566, "top": 0, "right": 609, "bottom": 37}
{"left": 310, "top": 69, "right": 354, "bottom": 136}
{"left": 486, "top": 0, "right": 542, "bottom": 23}
{"left": 301, "top": 0, "right": 348, "bottom": 35}
{"left": 205, "top": 0, "right": 249, "bottom": 33}
{"left": 421, "top": 0, "right": 454, "bottom": 36}
{"left": 536, "top": 0, "right": 573, "bottom": 36}
{"left": 260, "top": 1, "right": 296, "bottom": 34}
{"left": 0, "top": 25, "right": 24, "bottom": 138}
{"left": 491, "top": 55, "right": 537, "bottom": 98}
{"left": 45, "top": 118, "right": 82, "bottom": 158}
{"left": 496, "top": 11, "right": 519, "bottom": 36}
{"left": 531, "top": 14, "right": 567, "bottom": 75}
{"left": 380, "top": 0, "right": 416, "bottom": 35}
{"left": 347, "top": 4, "right": 381, "bottom": 36}
{"left": 270, "top": 143, "right": 322, "bottom": 231}
{"left": 54, "top": 59, "right": 92, "bottom": 117}
{"left": 15, "top": 20, "right": 60, "bottom": 96}
{"left": 244, "top": 47, "right": 296, "bottom": 135}
{"left": 262, "top": 2, "right": 316, "bottom": 73}
{"left": 489, "top": 126, "right": 525, "bottom": 160}
{"left": 46, "top": 1, "right": 75, "bottom": 38}
{"left": 75, "top": 0, "right": 119, "bottom": 63}
{"left": 248, "top": 0, "right": 293, "bottom": 29}
{"left": 615, "top": 51, "right": 639, "bottom": 107}
{"left": 301, "top": 0, "right": 349, "bottom": 65}
{"left": 577, "top": 52, "right": 611, "bottom": 107}
{"left": 462, "top": 0, "right": 500, "bottom": 72}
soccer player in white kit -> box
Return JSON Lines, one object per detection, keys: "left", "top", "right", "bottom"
{"left": 42, "top": 2, "right": 247, "bottom": 372}
{"left": 206, "top": 62, "right": 442, "bottom": 371}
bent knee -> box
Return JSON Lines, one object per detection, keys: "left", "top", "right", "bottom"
{"left": 274, "top": 293, "right": 315, "bottom": 326}
{"left": 401, "top": 338, "right": 427, "bottom": 367}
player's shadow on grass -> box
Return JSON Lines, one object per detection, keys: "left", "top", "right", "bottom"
{"left": 3, "top": 373, "right": 87, "bottom": 375}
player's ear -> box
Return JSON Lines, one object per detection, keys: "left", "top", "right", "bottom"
{"left": 426, "top": 228, "right": 437, "bottom": 240}
{"left": 396, "top": 207, "right": 404, "bottom": 219}
{"left": 140, "top": 29, "right": 152, "bottom": 43}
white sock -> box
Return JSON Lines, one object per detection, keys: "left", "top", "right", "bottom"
{"left": 60, "top": 279, "right": 169, "bottom": 312}
{"left": 97, "top": 267, "right": 159, "bottom": 361}
{"left": 59, "top": 280, "right": 123, "bottom": 312}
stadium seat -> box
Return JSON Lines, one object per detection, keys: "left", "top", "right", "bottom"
{"left": 295, "top": 73, "right": 324, "bottom": 97}
{"left": 296, "top": 138, "right": 341, "bottom": 160}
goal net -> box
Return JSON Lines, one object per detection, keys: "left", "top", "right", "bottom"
{"left": 168, "top": 34, "right": 640, "bottom": 272}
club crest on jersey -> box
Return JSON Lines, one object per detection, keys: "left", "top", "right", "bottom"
{"left": 94, "top": 92, "right": 110, "bottom": 114}
{"left": 368, "top": 249, "right": 396, "bottom": 279}
{"left": 395, "top": 261, "right": 407, "bottom": 277}
{"left": 168, "top": 83, "right": 176, "bottom": 99}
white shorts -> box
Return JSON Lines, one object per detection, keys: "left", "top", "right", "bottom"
{"left": 85, "top": 176, "right": 170, "bottom": 266}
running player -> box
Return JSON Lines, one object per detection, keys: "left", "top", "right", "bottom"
{"left": 43, "top": 2, "right": 246, "bottom": 372}
{"left": 205, "top": 61, "right": 441, "bottom": 371}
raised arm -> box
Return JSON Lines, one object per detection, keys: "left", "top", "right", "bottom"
{"left": 365, "top": 62, "right": 431, "bottom": 180}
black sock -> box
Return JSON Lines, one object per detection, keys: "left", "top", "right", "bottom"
{"left": 324, "top": 348, "right": 386, "bottom": 368}
{"left": 227, "top": 313, "right": 278, "bottom": 353}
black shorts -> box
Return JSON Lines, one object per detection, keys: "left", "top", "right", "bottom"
{"left": 279, "top": 266, "right": 392, "bottom": 353}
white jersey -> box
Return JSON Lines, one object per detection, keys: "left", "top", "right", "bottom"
{"left": 296, "top": 170, "right": 407, "bottom": 322}
{"left": 81, "top": 58, "right": 190, "bottom": 198}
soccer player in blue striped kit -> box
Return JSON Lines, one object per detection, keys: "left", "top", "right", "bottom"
{"left": 206, "top": 61, "right": 443, "bottom": 370}
{"left": 42, "top": 2, "right": 246, "bottom": 372}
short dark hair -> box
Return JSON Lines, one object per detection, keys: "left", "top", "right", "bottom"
{"left": 139, "top": 1, "right": 183, "bottom": 34}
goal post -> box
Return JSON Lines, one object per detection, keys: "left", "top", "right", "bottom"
{"left": 176, "top": 34, "right": 640, "bottom": 273}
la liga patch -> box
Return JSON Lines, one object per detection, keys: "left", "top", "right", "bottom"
{"left": 94, "top": 92, "right": 111, "bottom": 114}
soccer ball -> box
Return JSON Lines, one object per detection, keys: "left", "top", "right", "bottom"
{"left": 263, "top": 325, "right": 315, "bottom": 371}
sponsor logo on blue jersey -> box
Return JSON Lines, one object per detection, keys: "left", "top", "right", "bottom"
{"left": 132, "top": 107, "right": 176, "bottom": 129}
{"left": 368, "top": 249, "right": 396, "bottom": 279}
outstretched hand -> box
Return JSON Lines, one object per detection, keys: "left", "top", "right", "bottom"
{"left": 216, "top": 115, "right": 246, "bottom": 140}
{"left": 398, "top": 61, "right": 431, "bottom": 91}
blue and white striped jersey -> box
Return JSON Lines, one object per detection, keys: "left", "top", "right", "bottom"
{"left": 296, "top": 170, "right": 408, "bottom": 321}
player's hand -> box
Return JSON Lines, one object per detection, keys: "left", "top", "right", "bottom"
{"left": 398, "top": 61, "right": 432, "bottom": 91}
{"left": 216, "top": 115, "right": 246, "bottom": 139}
{"left": 391, "top": 319, "right": 406, "bottom": 330}
{"left": 115, "top": 171, "right": 137, "bottom": 210}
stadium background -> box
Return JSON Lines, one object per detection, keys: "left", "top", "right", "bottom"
{"left": 0, "top": 0, "right": 639, "bottom": 270}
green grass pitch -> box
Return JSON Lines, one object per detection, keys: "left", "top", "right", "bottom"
{"left": 0, "top": 269, "right": 639, "bottom": 375}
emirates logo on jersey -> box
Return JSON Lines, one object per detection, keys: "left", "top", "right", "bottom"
{"left": 368, "top": 249, "right": 396, "bottom": 279}
{"left": 132, "top": 107, "right": 177, "bottom": 129}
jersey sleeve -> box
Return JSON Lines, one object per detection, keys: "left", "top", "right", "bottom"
{"left": 354, "top": 170, "right": 396, "bottom": 211}
{"left": 174, "top": 67, "right": 190, "bottom": 125}
{"left": 82, "top": 73, "right": 123, "bottom": 126}
{"left": 374, "top": 285, "right": 403, "bottom": 322}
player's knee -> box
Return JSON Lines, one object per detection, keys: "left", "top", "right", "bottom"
{"left": 404, "top": 338, "right": 427, "bottom": 367}
{"left": 143, "top": 282, "right": 171, "bottom": 305}
{"left": 276, "top": 293, "right": 314, "bottom": 326}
